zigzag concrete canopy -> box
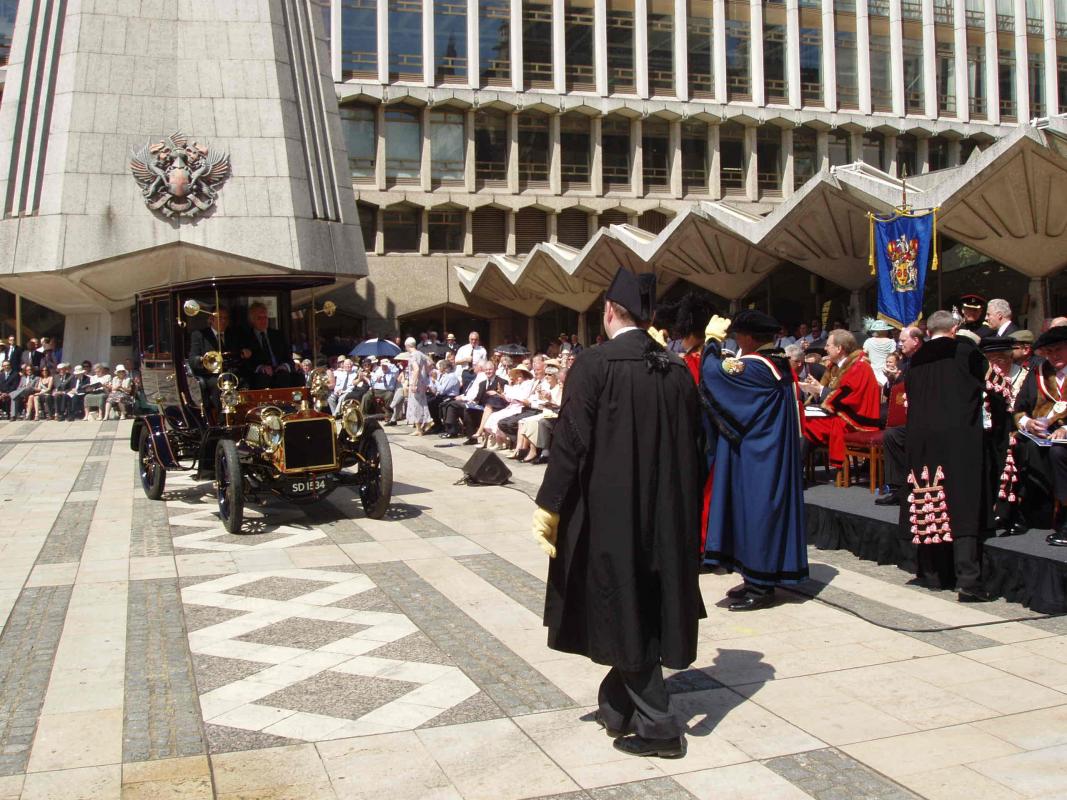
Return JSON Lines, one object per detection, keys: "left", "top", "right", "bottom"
{"left": 458, "top": 122, "right": 1067, "bottom": 309}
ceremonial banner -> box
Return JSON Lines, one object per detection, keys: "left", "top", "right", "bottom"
{"left": 869, "top": 209, "right": 938, "bottom": 328}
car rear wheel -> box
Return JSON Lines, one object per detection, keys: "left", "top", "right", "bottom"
{"left": 359, "top": 427, "right": 393, "bottom": 519}
{"left": 215, "top": 439, "right": 244, "bottom": 533}
{"left": 138, "top": 427, "right": 166, "bottom": 500}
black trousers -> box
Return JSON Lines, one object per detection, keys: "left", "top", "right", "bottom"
{"left": 882, "top": 425, "right": 906, "bottom": 489}
{"left": 916, "top": 536, "right": 982, "bottom": 592}
{"left": 498, "top": 408, "right": 540, "bottom": 438}
{"left": 597, "top": 663, "right": 680, "bottom": 740}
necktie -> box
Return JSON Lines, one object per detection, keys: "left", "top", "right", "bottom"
{"left": 259, "top": 332, "right": 275, "bottom": 366}
{"left": 339, "top": 373, "right": 349, "bottom": 392}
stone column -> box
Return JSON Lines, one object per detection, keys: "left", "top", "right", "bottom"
{"left": 591, "top": 115, "right": 604, "bottom": 195}
{"left": 420, "top": 208, "right": 431, "bottom": 254}
{"left": 507, "top": 111, "right": 520, "bottom": 193}
{"left": 744, "top": 124, "right": 758, "bottom": 201}
{"left": 553, "top": 0, "right": 567, "bottom": 92}
{"left": 577, "top": 311, "right": 588, "bottom": 344}
{"left": 527, "top": 316, "right": 538, "bottom": 350}
{"left": 631, "top": 118, "right": 643, "bottom": 196}
{"left": 921, "top": 0, "right": 938, "bottom": 119}
{"left": 549, "top": 113, "right": 562, "bottom": 194}
{"left": 512, "top": 0, "right": 525, "bottom": 91}
{"left": 674, "top": 0, "right": 690, "bottom": 100}
{"left": 1027, "top": 277, "right": 1048, "bottom": 332}
{"left": 708, "top": 122, "right": 721, "bottom": 198}
{"left": 463, "top": 210, "right": 475, "bottom": 254}
{"left": 916, "top": 135, "right": 929, "bottom": 173}
{"left": 468, "top": 0, "right": 481, "bottom": 88}
{"left": 954, "top": 0, "right": 969, "bottom": 121}
{"left": 1014, "top": 0, "right": 1029, "bottom": 121}
{"left": 595, "top": 0, "right": 609, "bottom": 94}
{"left": 889, "top": 0, "right": 905, "bottom": 117}
{"left": 378, "top": 0, "right": 390, "bottom": 84}
{"left": 421, "top": 106, "right": 433, "bottom": 191}
{"left": 822, "top": 0, "right": 837, "bottom": 109}
{"left": 669, "top": 119, "right": 682, "bottom": 198}
{"left": 850, "top": 130, "right": 864, "bottom": 164}
{"left": 984, "top": 0, "right": 999, "bottom": 123}
{"left": 781, "top": 126, "right": 795, "bottom": 199}
{"left": 376, "top": 104, "right": 388, "bottom": 189}
{"left": 375, "top": 208, "right": 386, "bottom": 253}
{"left": 713, "top": 0, "right": 728, "bottom": 100}
{"left": 857, "top": 0, "right": 872, "bottom": 114}
{"left": 750, "top": 0, "right": 765, "bottom": 106}
{"left": 636, "top": 0, "right": 650, "bottom": 97}
{"left": 849, "top": 289, "right": 863, "bottom": 332}
{"left": 787, "top": 0, "right": 802, "bottom": 109}
{"left": 424, "top": 0, "right": 436, "bottom": 85}
{"left": 947, "top": 137, "right": 961, "bottom": 166}
{"left": 506, "top": 210, "right": 517, "bottom": 254}
{"left": 884, "top": 133, "right": 898, "bottom": 175}
{"left": 1046, "top": 0, "right": 1058, "bottom": 114}
{"left": 816, "top": 129, "right": 830, "bottom": 171}
{"left": 464, "top": 109, "right": 477, "bottom": 192}
{"left": 331, "top": 1, "right": 343, "bottom": 81}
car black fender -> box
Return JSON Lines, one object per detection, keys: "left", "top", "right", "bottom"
{"left": 140, "top": 413, "right": 181, "bottom": 469}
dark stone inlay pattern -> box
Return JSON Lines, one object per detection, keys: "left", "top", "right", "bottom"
{"left": 416, "top": 690, "right": 505, "bottom": 728}
{"left": 224, "top": 576, "right": 333, "bottom": 602}
{"left": 182, "top": 605, "right": 246, "bottom": 634}
{"left": 203, "top": 723, "right": 300, "bottom": 755}
{"left": 0, "top": 586, "right": 73, "bottom": 777}
{"left": 588, "top": 778, "right": 697, "bottom": 799}
{"left": 34, "top": 500, "right": 96, "bottom": 565}
{"left": 88, "top": 437, "right": 113, "bottom": 458}
{"left": 329, "top": 587, "right": 397, "bottom": 613}
{"left": 361, "top": 561, "right": 575, "bottom": 715}
{"left": 235, "top": 618, "right": 367, "bottom": 651}
{"left": 0, "top": 420, "right": 40, "bottom": 460}
{"left": 130, "top": 496, "right": 173, "bottom": 557}
{"left": 301, "top": 496, "right": 374, "bottom": 543}
{"left": 764, "top": 747, "right": 923, "bottom": 799}
{"left": 191, "top": 654, "right": 269, "bottom": 695}
{"left": 71, "top": 456, "right": 108, "bottom": 493}
{"left": 365, "top": 632, "right": 455, "bottom": 665}
{"left": 123, "top": 579, "right": 206, "bottom": 762}
{"left": 401, "top": 512, "right": 461, "bottom": 539}
{"left": 455, "top": 553, "right": 546, "bottom": 616}
{"left": 261, "top": 672, "right": 419, "bottom": 720}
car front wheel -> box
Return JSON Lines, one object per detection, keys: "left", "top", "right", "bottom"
{"left": 139, "top": 427, "right": 166, "bottom": 500}
{"left": 359, "top": 427, "right": 393, "bottom": 519}
{"left": 215, "top": 439, "right": 244, "bottom": 533}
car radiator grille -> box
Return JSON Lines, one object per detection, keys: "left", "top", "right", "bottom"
{"left": 282, "top": 418, "right": 336, "bottom": 470}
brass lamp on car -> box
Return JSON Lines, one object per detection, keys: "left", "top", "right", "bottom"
{"left": 340, "top": 399, "right": 365, "bottom": 440}
{"left": 201, "top": 350, "right": 223, "bottom": 374}
{"left": 218, "top": 372, "right": 239, "bottom": 421}
{"left": 309, "top": 367, "right": 331, "bottom": 412}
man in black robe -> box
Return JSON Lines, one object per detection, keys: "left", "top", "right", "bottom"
{"left": 532, "top": 268, "right": 704, "bottom": 759}
{"left": 901, "top": 310, "right": 993, "bottom": 601}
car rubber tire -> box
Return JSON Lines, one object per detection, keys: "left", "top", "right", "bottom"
{"left": 359, "top": 427, "right": 393, "bottom": 519}
{"left": 138, "top": 427, "right": 166, "bottom": 500}
{"left": 215, "top": 439, "right": 244, "bottom": 533}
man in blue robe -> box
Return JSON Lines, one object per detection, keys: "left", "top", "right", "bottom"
{"left": 700, "top": 310, "right": 808, "bottom": 610}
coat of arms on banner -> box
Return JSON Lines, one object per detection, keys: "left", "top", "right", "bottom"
{"left": 130, "top": 132, "right": 231, "bottom": 219}
{"left": 886, "top": 233, "right": 920, "bottom": 293}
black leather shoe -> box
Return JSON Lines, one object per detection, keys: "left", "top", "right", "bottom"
{"left": 958, "top": 587, "right": 995, "bottom": 603}
{"left": 725, "top": 583, "right": 749, "bottom": 599}
{"left": 728, "top": 591, "right": 776, "bottom": 611}
{"left": 1004, "top": 520, "right": 1030, "bottom": 537}
{"left": 1047, "top": 532, "right": 1067, "bottom": 547}
{"left": 874, "top": 491, "right": 900, "bottom": 506}
{"left": 462, "top": 436, "right": 478, "bottom": 445}
{"left": 593, "top": 712, "right": 633, "bottom": 739}
{"left": 613, "top": 734, "right": 687, "bottom": 759}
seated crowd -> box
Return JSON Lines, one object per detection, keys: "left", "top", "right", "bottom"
{"left": 0, "top": 352, "right": 137, "bottom": 422}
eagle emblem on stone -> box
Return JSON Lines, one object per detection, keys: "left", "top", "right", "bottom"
{"left": 130, "top": 132, "right": 230, "bottom": 219}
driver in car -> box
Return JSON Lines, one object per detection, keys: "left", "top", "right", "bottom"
{"left": 189, "top": 307, "right": 231, "bottom": 417}
{"left": 239, "top": 302, "right": 300, "bottom": 389}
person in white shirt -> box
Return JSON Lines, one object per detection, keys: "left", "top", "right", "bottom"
{"left": 328, "top": 358, "right": 357, "bottom": 415}
{"left": 454, "top": 331, "right": 487, "bottom": 377}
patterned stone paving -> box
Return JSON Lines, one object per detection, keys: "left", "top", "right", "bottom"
{"left": 0, "top": 421, "right": 1066, "bottom": 799}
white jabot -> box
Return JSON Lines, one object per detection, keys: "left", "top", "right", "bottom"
{"left": 611, "top": 326, "right": 640, "bottom": 340}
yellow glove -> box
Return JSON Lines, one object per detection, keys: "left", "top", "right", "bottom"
{"left": 532, "top": 507, "right": 561, "bottom": 558}
{"left": 647, "top": 327, "right": 667, "bottom": 347}
{"left": 705, "top": 314, "right": 731, "bottom": 343}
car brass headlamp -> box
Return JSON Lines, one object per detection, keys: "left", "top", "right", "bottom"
{"left": 309, "top": 368, "right": 330, "bottom": 411}
{"left": 341, "top": 400, "right": 364, "bottom": 439}
{"left": 259, "top": 406, "right": 283, "bottom": 453}
{"left": 218, "top": 372, "right": 239, "bottom": 417}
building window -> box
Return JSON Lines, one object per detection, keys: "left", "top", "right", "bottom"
{"left": 435, "top": 0, "right": 468, "bottom": 83}
{"left": 518, "top": 112, "right": 550, "bottom": 187}
{"left": 430, "top": 109, "right": 465, "bottom": 184}
{"left": 937, "top": 41, "right": 956, "bottom": 116}
{"left": 999, "top": 48, "right": 1016, "bottom": 119}
{"left": 472, "top": 207, "right": 507, "bottom": 252}
{"left": 480, "top": 0, "right": 511, "bottom": 86}
{"left": 638, "top": 210, "right": 669, "bottom": 234}
{"left": 383, "top": 206, "right": 421, "bottom": 252}
{"left": 720, "top": 122, "right": 745, "bottom": 194}
{"left": 342, "top": 0, "right": 378, "bottom": 79}
{"left": 0, "top": 0, "right": 16, "bottom": 68}
{"left": 965, "top": 0, "right": 984, "bottom": 27}
{"left": 429, "top": 210, "right": 465, "bottom": 252}
{"left": 725, "top": 1, "right": 751, "bottom": 101}
{"left": 389, "top": 0, "right": 423, "bottom": 80}
{"left": 474, "top": 109, "right": 508, "bottom": 184}
{"left": 607, "top": 0, "right": 636, "bottom": 93}
{"left": 515, "top": 207, "right": 549, "bottom": 253}
{"left": 793, "top": 126, "right": 817, "bottom": 189}
{"left": 969, "top": 42, "right": 987, "bottom": 117}
{"left": 862, "top": 132, "right": 885, "bottom": 171}
{"left": 996, "top": 0, "right": 1013, "bottom": 31}
{"left": 648, "top": 0, "right": 675, "bottom": 95}
{"left": 565, "top": 0, "right": 596, "bottom": 90}
{"left": 764, "top": 22, "right": 788, "bottom": 103}
{"left": 903, "top": 30, "right": 924, "bottom": 114}
{"left": 642, "top": 119, "right": 670, "bottom": 193}
{"left": 602, "top": 116, "right": 632, "bottom": 191}
{"left": 1059, "top": 54, "right": 1067, "bottom": 114}
{"left": 870, "top": 32, "right": 893, "bottom": 111}
{"left": 358, "top": 202, "right": 379, "bottom": 251}
{"left": 557, "top": 208, "right": 591, "bottom": 248}
{"left": 828, "top": 129, "right": 851, "bottom": 167}
{"left": 757, "top": 127, "right": 782, "bottom": 197}
{"left": 1030, "top": 50, "right": 1046, "bottom": 117}
{"left": 681, "top": 120, "right": 708, "bottom": 194}
{"left": 834, "top": 0, "right": 855, "bottom": 10}
{"left": 896, "top": 133, "right": 918, "bottom": 177}
{"left": 598, "top": 209, "right": 630, "bottom": 228}
{"left": 928, "top": 136, "right": 949, "bottom": 171}
{"left": 836, "top": 30, "right": 859, "bottom": 109}
{"left": 799, "top": 24, "right": 822, "bottom": 106}
{"left": 688, "top": 0, "right": 714, "bottom": 98}
{"left": 341, "top": 104, "right": 377, "bottom": 181}
{"left": 385, "top": 104, "right": 422, "bottom": 183}
{"left": 523, "top": 0, "right": 553, "bottom": 88}
{"left": 1026, "top": 0, "right": 1043, "bottom": 32}
{"left": 560, "top": 113, "right": 592, "bottom": 187}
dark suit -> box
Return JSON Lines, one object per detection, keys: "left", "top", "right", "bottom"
{"left": 53, "top": 374, "right": 73, "bottom": 419}
{"left": 21, "top": 350, "right": 42, "bottom": 370}
{"left": 68, "top": 373, "right": 93, "bottom": 419}
{"left": 0, "top": 368, "right": 17, "bottom": 416}
{"left": 188, "top": 327, "right": 223, "bottom": 376}
{"left": 238, "top": 327, "right": 298, "bottom": 389}
{"left": 1, "top": 346, "right": 22, "bottom": 368}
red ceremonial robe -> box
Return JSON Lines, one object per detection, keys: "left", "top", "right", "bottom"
{"left": 804, "top": 350, "right": 881, "bottom": 466}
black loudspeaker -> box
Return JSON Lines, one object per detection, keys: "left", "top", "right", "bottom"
{"left": 461, "top": 449, "right": 512, "bottom": 485}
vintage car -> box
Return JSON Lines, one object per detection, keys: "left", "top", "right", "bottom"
{"left": 130, "top": 274, "right": 392, "bottom": 532}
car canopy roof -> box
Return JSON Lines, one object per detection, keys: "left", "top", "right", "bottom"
{"left": 137, "top": 272, "right": 337, "bottom": 300}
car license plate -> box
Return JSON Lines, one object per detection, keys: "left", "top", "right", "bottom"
{"left": 289, "top": 477, "right": 327, "bottom": 494}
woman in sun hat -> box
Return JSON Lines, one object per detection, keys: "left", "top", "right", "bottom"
{"left": 863, "top": 317, "right": 898, "bottom": 386}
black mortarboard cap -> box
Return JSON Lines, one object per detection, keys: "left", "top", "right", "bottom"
{"left": 1033, "top": 326, "right": 1067, "bottom": 351}
{"left": 960, "top": 294, "right": 986, "bottom": 309}
{"left": 605, "top": 268, "right": 656, "bottom": 322}
{"left": 729, "top": 309, "right": 781, "bottom": 336}
{"left": 980, "top": 336, "right": 1014, "bottom": 354}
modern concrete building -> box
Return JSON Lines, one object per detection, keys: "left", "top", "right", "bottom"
{"left": 1, "top": 0, "right": 1066, "bottom": 354}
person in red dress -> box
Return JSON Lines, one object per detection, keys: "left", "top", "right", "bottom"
{"left": 799, "top": 329, "right": 882, "bottom": 470}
